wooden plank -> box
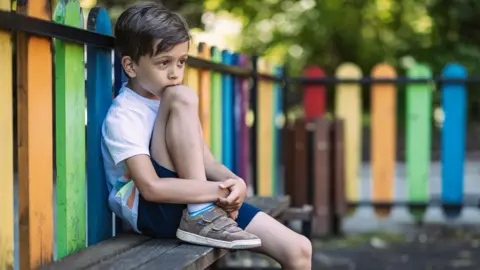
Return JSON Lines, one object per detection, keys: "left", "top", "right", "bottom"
{"left": 237, "top": 54, "right": 250, "bottom": 188}
{"left": 221, "top": 50, "right": 234, "bottom": 169}
{"left": 293, "top": 119, "right": 308, "bottom": 207}
{"left": 53, "top": 0, "right": 87, "bottom": 258}
{"left": 273, "top": 65, "right": 283, "bottom": 195}
{"left": 331, "top": 119, "right": 347, "bottom": 217}
{"left": 90, "top": 239, "right": 180, "bottom": 269}
{"left": 210, "top": 46, "right": 222, "bottom": 161}
{"left": 86, "top": 7, "right": 114, "bottom": 245}
{"left": 0, "top": 0, "right": 13, "bottom": 268}
{"left": 371, "top": 63, "right": 397, "bottom": 217}
{"left": 185, "top": 42, "right": 199, "bottom": 94}
{"left": 198, "top": 43, "right": 211, "bottom": 147}
{"left": 334, "top": 63, "right": 362, "bottom": 214}
{"left": 283, "top": 124, "right": 296, "bottom": 205}
{"left": 138, "top": 243, "right": 228, "bottom": 270}
{"left": 303, "top": 66, "right": 326, "bottom": 120}
{"left": 441, "top": 63, "right": 467, "bottom": 218}
{"left": 312, "top": 118, "right": 332, "bottom": 236}
{"left": 40, "top": 234, "right": 151, "bottom": 269}
{"left": 256, "top": 58, "right": 274, "bottom": 196}
{"left": 406, "top": 63, "right": 432, "bottom": 221}
{"left": 16, "top": 0, "right": 54, "bottom": 268}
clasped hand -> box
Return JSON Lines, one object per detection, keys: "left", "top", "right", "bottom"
{"left": 216, "top": 178, "right": 247, "bottom": 220}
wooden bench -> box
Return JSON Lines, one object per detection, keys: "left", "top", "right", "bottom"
{"left": 40, "top": 196, "right": 290, "bottom": 270}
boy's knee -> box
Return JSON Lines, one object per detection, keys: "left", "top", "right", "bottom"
{"left": 286, "top": 235, "right": 312, "bottom": 269}
{"left": 164, "top": 85, "right": 198, "bottom": 110}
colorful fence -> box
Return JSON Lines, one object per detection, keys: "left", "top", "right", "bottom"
{"left": 301, "top": 62, "right": 473, "bottom": 221}
{"left": 0, "top": 2, "right": 283, "bottom": 268}
{"left": 1, "top": 0, "right": 478, "bottom": 268}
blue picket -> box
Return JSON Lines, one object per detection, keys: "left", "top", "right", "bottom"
{"left": 222, "top": 50, "right": 234, "bottom": 170}
{"left": 441, "top": 63, "right": 467, "bottom": 217}
{"left": 86, "top": 7, "right": 113, "bottom": 245}
{"left": 231, "top": 52, "right": 240, "bottom": 175}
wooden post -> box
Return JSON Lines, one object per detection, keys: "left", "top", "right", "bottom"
{"left": 311, "top": 118, "right": 332, "bottom": 236}
{"left": 16, "top": 0, "right": 54, "bottom": 267}
{"left": 371, "top": 63, "right": 397, "bottom": 217}
{"left": 221, "top": 50, "right": 234, "bottom": 170}
{"left": 293, "top": 118, "right": 308, "bottom": 207}
{"left": 210, "top": 46, "right": 222, "bottom": 161}
{"left": 86, "top": 7, "right": 113, "bottom": 245}
{"left": 331, "top": 119, "right": 346, "bottom": 235}
{"left": 54, "top": 0, "right": 87, "bottom": 258}
{"left": 0, "top": 0, "right": 14, "bottom": 267}
{"left": 198, "top": 43, "right": 211, "bottom": 147}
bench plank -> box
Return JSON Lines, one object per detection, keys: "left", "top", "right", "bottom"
{"left": 40, "top": 234, "right": 150, "bottom": 270}
{"left": 90, "top": 239, "right": 181, "bottom": 270}
{"left": 138, "top": 244, "right": 228, "bottom": 270}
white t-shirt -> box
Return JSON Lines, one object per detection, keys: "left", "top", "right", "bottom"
{"left": 101, "top": 83, "right": 160, "bottom": 233}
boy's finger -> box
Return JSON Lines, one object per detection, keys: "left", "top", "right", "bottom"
{"left": 218, "top": 197, "right": 229, "bottom": 204}
{"left": 219, "top": 179, "right": 236, "bottom": 189}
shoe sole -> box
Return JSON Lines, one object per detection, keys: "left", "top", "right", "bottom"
{"left": 176, "top": 229, "right": 262, "bottom": 249}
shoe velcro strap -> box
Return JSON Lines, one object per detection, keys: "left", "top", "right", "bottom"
{"left": 199, "top": 216, "right": 237, "bottom": 236}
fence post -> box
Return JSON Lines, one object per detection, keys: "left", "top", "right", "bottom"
{"left": 0, "top": 0, "right": 14, "bottom": 267}
{"left": 222, "top": 50, "right": 234, "bottom": 170}
{"left": 86, "top": 7, "right": 113, "bottom": 245}
{"left": 250, "top": 55, "right": 259, "bottom": 195}
{"left": 198, "top": 42, "right": 212, "bottom": 148}
{"left": 405, "top": 63, "right": 432, "bottom": 221}
{"left": 441, "top": 63, "right": 467, "bottom": 218}
{"left": 334, "top": 63, "right": 362, "bottom": 214}
{"left": 210, "top": 46, "right": 222, "bottom": 161}
{"left": 310, "top": 118, "right": 332, "bottom": 237}
{"left": 16, "top": 0, "right": 54, "bottom": 267}
{"left": 331, "top": 119, "right": 346, "bottom": 236}
{"left": 371, "top": 63, "right": 397, "bottom": 217}
{"left": 53, "top": 0, "right": 87, "bottom": 258}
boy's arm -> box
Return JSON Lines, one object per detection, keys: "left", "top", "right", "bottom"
{"left": 126, "top": 154, "right": 230, "bottom": 203}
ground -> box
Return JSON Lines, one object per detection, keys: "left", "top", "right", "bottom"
{"left": 221, "top": 225, "right": 480, "bottom": 269}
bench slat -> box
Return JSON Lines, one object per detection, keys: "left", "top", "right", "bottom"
{"left": 90, "top": 239, "right": 181, "bottom": 269}
{"left": 40, "top": 234, "right": 150, "bottom": 269}
{"left": 138, "top": 244, "right": 228, "bottom": 270}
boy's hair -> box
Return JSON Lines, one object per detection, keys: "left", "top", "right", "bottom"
{"left": 114, "top": 1, "right": 190, "bottom": 62}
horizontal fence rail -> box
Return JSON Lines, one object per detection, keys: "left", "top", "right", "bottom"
{"left": 293, "top": 76, "right": 480, "bottom": 85}
{"left": 0, "top": 10, "right": 281, "bottom": 81}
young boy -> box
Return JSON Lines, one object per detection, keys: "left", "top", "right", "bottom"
{"left": 101, "top": 2, "right": 312, "bottom": 269}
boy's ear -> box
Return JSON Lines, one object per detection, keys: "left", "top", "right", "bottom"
{"left": 122, "top": 56, "right": 137, "bottom": 78}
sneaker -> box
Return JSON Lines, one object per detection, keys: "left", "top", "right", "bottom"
{"left": 176, "top": 206, "right": 261, "bottom": 249}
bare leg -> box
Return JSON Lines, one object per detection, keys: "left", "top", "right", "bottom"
{"left": 246, "top": 212, "right": 313, "bottom": 270}
{"left": 150, "top": 86, "right": 211, "bottom": 212}
{"left": 149, "top": 86, "right": 261, "bottom": 249}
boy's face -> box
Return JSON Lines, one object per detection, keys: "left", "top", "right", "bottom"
{"left": 124, "top": 40, "right": 189, "bottom": 97}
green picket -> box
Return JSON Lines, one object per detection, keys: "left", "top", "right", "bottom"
{"left": 53, "top": 0, "right": 86, "bottom": 258}
{"left": 210, "top": 46, "right": 223, "bottom": 161}
{"left": 406, "top": 63, "right": 432, "bottom": 220}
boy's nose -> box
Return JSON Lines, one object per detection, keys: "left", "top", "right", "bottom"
{"left": 168, "top": 72, "right": 178, "bottom": 80}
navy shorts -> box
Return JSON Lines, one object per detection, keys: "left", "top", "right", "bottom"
{"left": 137, "top": 158, "right": 261, "bottom": 238}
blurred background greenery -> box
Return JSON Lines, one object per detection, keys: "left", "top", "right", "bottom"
{"left": 26, "top": 0, "right": 479, "bottom": 126}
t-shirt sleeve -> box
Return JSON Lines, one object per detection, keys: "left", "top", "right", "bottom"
{"left": 102, "top": 107, "right": 151, "bottom": 165}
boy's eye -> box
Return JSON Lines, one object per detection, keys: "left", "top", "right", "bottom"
{"left": 156, "top": 60, "right": 169, "bottom": 66}
{"left": 179, "top": 59, "right": 186, "bottom": 65}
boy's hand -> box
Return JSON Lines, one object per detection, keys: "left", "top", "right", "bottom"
{"left": 216, "top": 178, "right": 247, "bottom": 214}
